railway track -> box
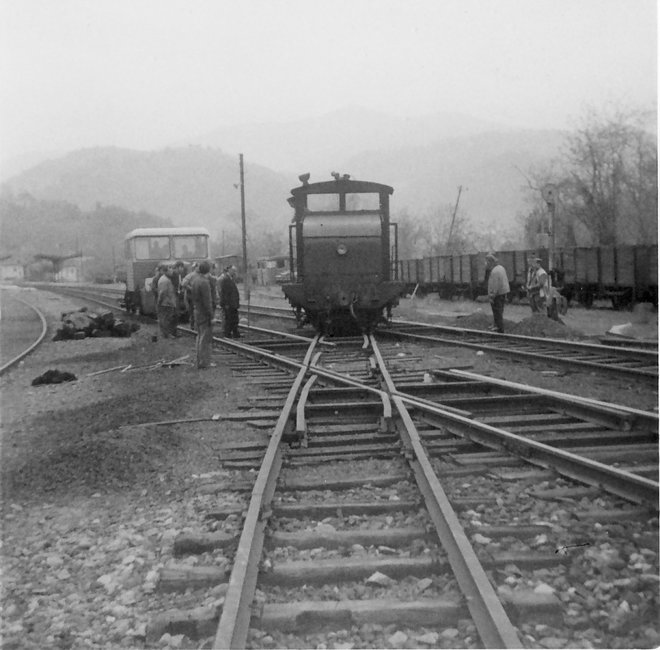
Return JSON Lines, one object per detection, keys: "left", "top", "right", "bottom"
{"left": 384, "top": 321, "right": 659, "bottom": 382}
{"left": 0, "top": 289, "right": 49, "bottom": 375}
{"left": 26, "top": 282, "right": 659, "bottom": 380}
{"left": 9, "top": 284, "right": 657, "bottom": 646}
{"left": 145, "top": 332, "right": 657, "bottom": 648}
{"left": 240, "top": 302, "right": 659, "bottom": 383}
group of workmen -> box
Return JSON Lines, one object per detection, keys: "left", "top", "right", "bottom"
{"left": 151, "top": 261, "right": 240, "bottom": 369}
{"left": 486, "top": 253, "right": 561, "bottom": 334}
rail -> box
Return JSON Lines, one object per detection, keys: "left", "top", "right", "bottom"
{"left": 0, "top": 295, "right": 48, "bottom": 376}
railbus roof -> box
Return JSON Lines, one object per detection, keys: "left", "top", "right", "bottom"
{"left": 125, "top": 227, "right": 210, "bottom": 240}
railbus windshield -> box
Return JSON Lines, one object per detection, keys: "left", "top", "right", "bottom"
{"left": 125, "top": 228, "right": 210, "bottom": 261}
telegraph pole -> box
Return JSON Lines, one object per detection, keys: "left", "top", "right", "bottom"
{"left": 239, "top": 154, "right": 249, "bottom": 301}
{"left": 542, "top": 184, "right": 558, "bottom": 273}
{"left": 447, "top": 185, "right": 463, "bottom": 253}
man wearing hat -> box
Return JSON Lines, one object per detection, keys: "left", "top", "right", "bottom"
{"left": 156, "top": 264, "right": 178, "bottom": 338}
{"left": 219, "top": 266, "right": 241, "bottom": 338}
{"left": 485, "top": 253, "right": 510, "bottom": 333}
{"left": 190, "top": 261, "right": 215, "bottom": 368}
{"left": 526, "top": 256, "right": 540, "bottom": 313}
{"left": 181, "top": 262, "right": 199, "bottom": 327}
{"left": 529, "top": 258, "right": 549, "bottom": 313}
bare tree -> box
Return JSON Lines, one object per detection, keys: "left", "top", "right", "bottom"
{"left": 561, "top": 106, "right": 657, "bottom": 245}
{"left": 515, "top": 162, "right": 579, "bottom": 249}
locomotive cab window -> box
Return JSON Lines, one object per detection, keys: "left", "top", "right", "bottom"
{"left": 346, "top": 193, "right": 380, "bottom": 211}
{"left": 307, "top": 194, "right": 339, "bottom": 212}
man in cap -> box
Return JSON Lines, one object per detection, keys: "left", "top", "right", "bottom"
{"left": 172, "top": 260, "right": 187, "bottom": 322}
{"left": 219, "top": 265, "right": 241, "bottom": 338}
{"left": 485, "top": 253, "right": 510, "bottom": 333}
{"left": 190, "top": 261, "right": 215, "bottom": 368}
{"left": 530, "top": 257, "right": 549, "bottom": 313}
{"left": 526, "top": 256, "right": 540, "bottom": 313}
{"left": 156, "top": 264, "right": 178, "bottom": 338}
{"left": 181, "top": 262, "right": 199, "bottom": 327}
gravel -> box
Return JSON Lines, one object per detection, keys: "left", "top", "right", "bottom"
{"left": 1, "top": 287, "right": 658, "bottom": 649}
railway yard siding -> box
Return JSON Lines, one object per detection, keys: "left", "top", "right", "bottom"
{"left": 0, "top": 286, "right": 658, "bottom": 649}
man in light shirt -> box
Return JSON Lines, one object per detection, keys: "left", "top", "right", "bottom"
{"left": 156, "top": 264, "right": 178, "bottom": 338}
{"left": 486, "top": 253, "right": 510, "bottom": 333}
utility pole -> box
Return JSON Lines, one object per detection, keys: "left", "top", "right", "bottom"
{"left": 239, "top": 154, "right": 249, "bottom": 301}
{"left": 446, "top": 185, "right": 463, "bottom": 253}
{"left": 542, "top": 184, "right": 558, "bottom": 273}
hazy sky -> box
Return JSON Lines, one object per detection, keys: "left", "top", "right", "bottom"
{"left": 1, "top": 0, "right": 656, "bottom": 163}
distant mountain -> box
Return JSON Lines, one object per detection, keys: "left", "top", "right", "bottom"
{"left": 0, "top": 196, "right": 172, "bottom": 277}
{"left": 2, "top": 109, "right": 565, "bottom": 255}
{"left": 345, "top": 129, "right": 565, "bottom": 229}
{"left": 2, "top": 146, "right": 295, "bottom": 241}
{"left": 0, "top": 149, "right": 66, "bottom": 180}
{"left": 184, "top": 106, "right": 509, "bottom": 173}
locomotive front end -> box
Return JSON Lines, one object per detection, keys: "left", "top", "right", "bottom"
{"left": 282, "top": 174, "right": 403, "bottom": 334}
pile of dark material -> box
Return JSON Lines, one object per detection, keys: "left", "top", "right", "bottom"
{"left": 52, "top": 307, "right": 140, "bottom": 341}
{"left": 508, "top": 313, "right": 580, "bottom": 339}
{"left": 31, "top": 369, "right": 77, "bottom": 386}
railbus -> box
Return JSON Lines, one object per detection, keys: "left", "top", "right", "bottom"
{"left": 122, "top": 227, "right": 211, "bottom": 315}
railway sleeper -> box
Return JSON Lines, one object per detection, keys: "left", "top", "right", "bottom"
{"left": 261, "top": 552, "right": 570, "bottom": 588}
{"left": 145, "top": 589, "right": 562, "bottom": 643}
{"left": 201, "top": 496, "right": 502, "bottom": 522}
{"left": 257, "top": 588, "right": 563, "bottom": 633}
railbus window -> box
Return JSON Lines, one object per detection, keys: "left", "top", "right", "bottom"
{"left": 173, "top": 235, "right": 208, "bottom": 259}
{"left": 134, "top": 236, "right": 170, "bottom": 260}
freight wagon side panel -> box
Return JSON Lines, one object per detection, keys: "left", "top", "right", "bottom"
{"left": 512, "top": 250, "right": 526, "bottom": 286}
{"left": 440, "top": 256, "right": 452, "bottom": 282}
{"left": 575, "top": 248, "right": 597, "bottom": 284}
{"left": 431, "top": 257, "right": 441, "bottom": 285}
{"left": 460, "top": 254, "right": 472, "bottom": 286}
{"left": 450, "top": 256, "right": 460, "bottom": 285}
{"left": 497, "top": 251, "right": 515, "bottom": 286}
{"left": 635, "top": 245, "right": 658, "bottom": 289}
{"left": 561, "top": 249, "right": 577, "bottom": 285}
{"left": 600, "top": 247, "right": 615, "bottom": 286}
{"left": 616, "top": 246, "right": 635, "bottom": 286}
{"left": 469, "top": 254, "right": 482, "bottom": 287}
{"left": 421, "top": 257, "right": 431, "bottom": 285}
{"left": 648, "top": 246, "right": 658, "bottom": 285}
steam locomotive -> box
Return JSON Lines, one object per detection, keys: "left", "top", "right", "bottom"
{"left": 281, "top": 174, "right": 404, "bottom": 334}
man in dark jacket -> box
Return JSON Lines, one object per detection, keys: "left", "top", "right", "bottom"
{"left": 190, "top": 261, "right": 215, "bottom": 368}
{"left": 219, "top": 266, "right": 241, "bottom": 338}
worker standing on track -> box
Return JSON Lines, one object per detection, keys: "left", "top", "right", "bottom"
{"left": 172, "top": 260, "right": 187, "bottom": 323}
{"left": 181, "top": 262, "right": 198, "bottom": 328}
{"left": 219, "top": 265, "right": 241, "bottom": 338}
{"left": 486, "top": 253, "right": 510, "bottom": 334}
{"left": 208, "top": 262, "right": 219, "bottom": 314}
{"left": 190, "top": 261, "right": 215, "bottom": 368}
{"left": 530, "top": 258, "right": 550, "bottom": 314}
{"left": 156, "top": 264, "right": 178, "bottom": 338}
{"left": 526, "top": 256, "right": 540, "bottom": 313}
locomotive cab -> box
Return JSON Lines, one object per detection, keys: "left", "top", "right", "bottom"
{"left": 282, "top": 174, "right": 403, "bottom": 334}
